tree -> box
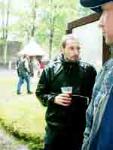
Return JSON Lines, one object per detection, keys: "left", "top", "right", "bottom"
{"left": 0, "top": 0, "right": 80, "bottom": 62}
{"left": 35, "top": 0, "right": 78, "bottom": 58}
{"left": 0, "top": 0, "right": 11, "bottom": 64}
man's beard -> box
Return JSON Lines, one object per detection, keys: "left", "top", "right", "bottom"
{"left": 64, "top": 57, "right": 80, "bottom": 62}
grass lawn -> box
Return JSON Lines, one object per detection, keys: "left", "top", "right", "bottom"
{"left": 0, "top": 70, "right": 46, "bottom": 149}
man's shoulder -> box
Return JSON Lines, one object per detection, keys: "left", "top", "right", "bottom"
{"left": 103, "top": 58, "right": 113, "bottom": 69}
{"left": 46, "top": 58, "right": 61, "bottom": 68}
{"left": 79, "top": 61, "right": 96, "bottom": 70}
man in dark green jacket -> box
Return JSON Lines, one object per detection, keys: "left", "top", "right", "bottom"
{"left": 35, "top": 34, "right": 97, "bottom": 150}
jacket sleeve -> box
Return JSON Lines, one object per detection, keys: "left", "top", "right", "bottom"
{"left": 82, "top": 99, "right": 94, "bottom": 150}
{"left": 35, "top": 67, "right": 56, "bottom": 106}
{"left": 86, "top": 66, "right": 97, "bottom": 100}
{"left": 81, "top": 65, "right": 97, "bottom": 101}
{"left": 81, "top": 66, "right": 96, "bottom": 149}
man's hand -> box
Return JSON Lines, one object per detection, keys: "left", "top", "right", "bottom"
{"left": 54, "top": 93, "right": 72, "bottom": 106}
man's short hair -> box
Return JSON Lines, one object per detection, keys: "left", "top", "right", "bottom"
{"left": 61, "top": 34, "right": 79, "bottom": 48}
{"left": 80, "top": 0, "right": 113, "bottom": 12}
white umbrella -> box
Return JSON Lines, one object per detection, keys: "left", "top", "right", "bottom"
{"left": 18, "top": 39, "right": 45, "bottom": 56}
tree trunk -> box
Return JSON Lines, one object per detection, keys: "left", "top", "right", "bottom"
{"left": 3, "top": 0, "right": 10, "bottom": 64}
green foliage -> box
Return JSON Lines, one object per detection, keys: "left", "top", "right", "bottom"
{"left": 0, "top": 119, "right": 44, "bottom": 150}
{"left": 0, "top": 0, "right": 78, "bottom": 58}
{"left": 36, "top": 0, "right": 78, "bottom": 56}
{"left": 0, "top": 39, "right": 5, "bottom": 45}
{"left": 0, "top": 0, "right": 92, "bottom": 59}
{"left": 0, "top": 75, "right": 46, "bottom": 150}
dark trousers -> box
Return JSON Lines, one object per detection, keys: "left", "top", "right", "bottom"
{"left": 17, "top": 75, "right": 31, "bottom": 93}
{"left": 44, "top": 130, "right": 82, "bottom": 150}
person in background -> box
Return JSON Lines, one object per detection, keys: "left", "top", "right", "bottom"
{"left": 29, "top": 56, "right": 34, "bottom": 77}
{"left": 38, "top": 59, "right": 45, "bottom": 76}
{"left": 80, "top": 0, "right": 113, "bottom": 150}
{"left": 16, "top": 55, "right": 32, "bottom": 95}
{"left": 35, "top": 34, "right": 97, "bottom": 150}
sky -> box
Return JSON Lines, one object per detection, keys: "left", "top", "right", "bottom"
{"left": 0, "top": 0, "right": 30, "bottom": 11}
{"left": 11, "top": 0, "right": 30, "bottom": 11}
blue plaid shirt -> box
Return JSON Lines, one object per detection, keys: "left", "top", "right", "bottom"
{"left": 82, "top": 58, "right": 113, "bottom": 150}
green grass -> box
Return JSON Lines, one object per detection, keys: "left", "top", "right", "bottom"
{"left": 0, "top": 72, "right": 46, "bottom": 149}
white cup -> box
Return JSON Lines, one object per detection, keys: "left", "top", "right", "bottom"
{"left": 61, "top": 86, "right": 72, "bottom": 95}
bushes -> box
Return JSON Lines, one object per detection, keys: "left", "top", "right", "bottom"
{"left": 0, "top": 76, "right": 46, "bottom": 150}
{"left": 0, "top": 71, "right": 46, "bottom": 149}
{"left": 0, "top": 110, "right": 44, "bottom": 150}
